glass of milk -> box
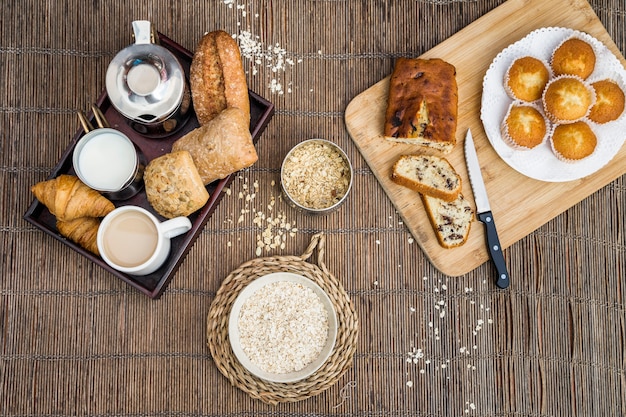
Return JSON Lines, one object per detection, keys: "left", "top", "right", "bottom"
{"left": 72, "top": 128, "right": 144, "bottom": 200}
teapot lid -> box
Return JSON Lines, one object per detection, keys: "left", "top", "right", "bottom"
{"left": 105, "top": 21, "right": 185, "bottom": 123}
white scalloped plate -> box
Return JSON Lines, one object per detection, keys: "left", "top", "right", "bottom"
{"left": 481, "top": 27, "right": 626, "bottom": 182}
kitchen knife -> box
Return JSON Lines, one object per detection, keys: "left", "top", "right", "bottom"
{"left": 464, "top": 129, "right": 510, "bottom": 289}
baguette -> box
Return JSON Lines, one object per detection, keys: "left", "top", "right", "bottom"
{"left": 190, "top": 30, "right": 250, "bottom": 126}
{"left": 391, "top": 154, "right": 461, "bottom": 202}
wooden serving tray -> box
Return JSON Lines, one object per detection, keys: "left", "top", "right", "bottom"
{"left": 23, "top": 33, "right": 275, "bottom": 298}
{"left": 345, "top": 0, "right": 626, "bottom": 277}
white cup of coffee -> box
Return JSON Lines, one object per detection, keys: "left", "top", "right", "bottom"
{"left": 72, "top": 128, "right": 144, "bottom": 200}
{"left": 97, "top": 206, "right": 192, "bottom": 276}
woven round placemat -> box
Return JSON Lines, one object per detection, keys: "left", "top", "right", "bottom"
{"left": 206, "top": 233, "right": 359, "bottom": 405}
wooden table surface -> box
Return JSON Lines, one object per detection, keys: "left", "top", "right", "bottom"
{"left": 2, "top": 1, "right": 625, "bottom": 416}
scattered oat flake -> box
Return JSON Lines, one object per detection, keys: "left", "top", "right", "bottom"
{"left": 233, "top": 29, "right": 302, "bottom": 95}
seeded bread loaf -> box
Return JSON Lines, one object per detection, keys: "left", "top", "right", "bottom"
{"left": 384, "top": 58, "right": 458, "bottom": 153}
{"left": 391, "top": 154, "right": 461, "bottom": 202}
{"left": 144, "top": 150, "right": 210, "bottom": 219}
{"left": 421, "top": 193, "right": 474, "bottom": 248}
{"left": 190, "top": 30, "right": 250, "bottom": 126}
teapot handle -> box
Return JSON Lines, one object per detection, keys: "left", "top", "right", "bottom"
{"left": 132, "top": 20, "right": 155, "bottom": 45}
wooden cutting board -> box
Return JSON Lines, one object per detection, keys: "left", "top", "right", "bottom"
{"left": 345, "top": 0, "right": 626, "bottom": 277}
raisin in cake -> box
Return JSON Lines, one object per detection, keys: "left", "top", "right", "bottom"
{"left": 391, "top": 154, "right": 461, "bottom": 202}
{"left": 421, "top": 193, "right": 474, "bottom": 249}
{"left": 384, "top": 58, "right": 458, "bottom": 153}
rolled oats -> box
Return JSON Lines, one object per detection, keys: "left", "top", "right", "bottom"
{"left": 238, "top": 281, "right": 329, "bottom": 374}
{"left": 281, "top": 140, "right": 351, "bottom": 210}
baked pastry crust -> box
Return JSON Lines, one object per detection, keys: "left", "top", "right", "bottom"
{"left": 542, "top": 76, "right": 594, "bottom": 122}
{"left": 502, "top": 104, "right": 548, "bottom": 149}
{"left": 31, "top": 174, "right": 114, "bottom": 222}
{"left": 57, "top": 217, "right": 101, "bottom": 255}
{"left": 190, "top": 30, "right": 250, "bottom": 126}
{"left": 172, "top": 107, "right": 258, "bottom": 185}
{"left": 589, "top": 79, "right": 625, "bottom": 124}
{"left": 144, "top": 150, "right": 210, "bottom": 219}
{"left": 384, "top": 58, "right": 458, "bottom": 153}
{"left": 505, "top": 56, "right": 550, "bottom": 102}
{"left": 550, "top": 121, "right": 597, "bottom": 161}
{"left": 551, "top": 38, "right": 596, "bottom": 79}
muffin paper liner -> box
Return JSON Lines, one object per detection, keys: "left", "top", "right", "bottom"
{"left": 481, "top": 26, "right": 626, "bottom": 182}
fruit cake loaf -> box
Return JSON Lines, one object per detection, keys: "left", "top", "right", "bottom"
{"left": 384, "top": 58, "right": 458, "bottom": 153}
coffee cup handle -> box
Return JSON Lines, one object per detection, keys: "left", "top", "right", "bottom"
{"left": 159, "top": 217, "right": 192, "bottom": 239}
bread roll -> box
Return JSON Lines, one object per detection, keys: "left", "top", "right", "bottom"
{"left": 144, "top": 151, "right": 210, "bottom": 219}
{"left": 172, "top": 108, "right": 258, "bottom": 185}
{"left": 190, "top": 30, "right": 250, "bottom": 126}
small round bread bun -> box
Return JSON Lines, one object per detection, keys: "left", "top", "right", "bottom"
{"left": 542, "top": 75, "right": 595, "bottom": 123}
{"left": 551, "top": 37, "right": 596, "bottom": 79}
{"left": 550, "top": 121, "right": 597, "bottom": 162}
{"left": 588, "top": 79, "right": 625, "bottom": 124}
{"left": 501, "top": 102, "right": 549, "bottom": 149}
{"left": 504, "top": 56, "right": 550, "bottom": 102}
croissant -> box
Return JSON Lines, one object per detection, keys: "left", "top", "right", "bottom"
{"left": 57, "top": 217, "right": 101, "bottom": 255}
{"left": 31, "top": 175, "right": 115, "bottom": 221}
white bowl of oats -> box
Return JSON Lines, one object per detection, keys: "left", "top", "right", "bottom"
{"left": 228, "top": 272, "right": 338, "bottom": 383}
{"left": 280, "top": 139, "right": 353, "bottom": 214}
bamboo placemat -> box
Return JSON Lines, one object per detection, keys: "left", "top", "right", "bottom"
{"left": 2, "top": 1, "right": 625, "bottom": 416}
{"left": 207, "top": 233, "right": 358, "bottom": 405}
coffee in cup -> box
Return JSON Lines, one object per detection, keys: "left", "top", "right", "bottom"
{"left": 97, "top": 206, "right": 192, "bottom": 276}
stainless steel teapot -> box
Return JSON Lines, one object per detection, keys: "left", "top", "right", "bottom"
{"left": 105, "top": 20, "right": 191, "bottom": 137}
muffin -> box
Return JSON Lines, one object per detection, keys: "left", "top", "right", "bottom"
{"left": 550, "top": 121, "right": 597, "bottom": 162}
{"left": 504, "top": 56, "right": 551, "bottom": 102}
{"left": 551, "top": 37, "right": 596, "bottom": 79}
{"left": 542, "top": 76, "right": 595, "bottom": 123}
{"left": 501, "top": 103, "right": 549, "bottom": 149}
{"left": 588, "top": 79, "right": 625, "bottom": 124}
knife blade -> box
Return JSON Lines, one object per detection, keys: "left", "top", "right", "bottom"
{"left": 464, "top": 129, "right": 510, "bottom": 289}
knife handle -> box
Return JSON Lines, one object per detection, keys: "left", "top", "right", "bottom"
{"left": 478, "top": 211, "right": 510, "bottom": 289}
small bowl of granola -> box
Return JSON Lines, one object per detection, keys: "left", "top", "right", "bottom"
{"left": 280, "top": 139, "right": 353, "bottom": 214}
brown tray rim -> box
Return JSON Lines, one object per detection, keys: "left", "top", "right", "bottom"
{"left": 23, "top": 32, "right": 275, "bottom": 299}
